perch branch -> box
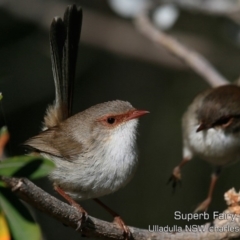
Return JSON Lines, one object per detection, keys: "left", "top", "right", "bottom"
{"left": 1, "top": 176, "right": 240, "bottom": 239}
{"left": 134, "top": 11, "right": 229, "bottom": 87}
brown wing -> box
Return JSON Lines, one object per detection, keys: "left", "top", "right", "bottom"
{"left": 24, "top": 126, "right": 83, "bottom": 161}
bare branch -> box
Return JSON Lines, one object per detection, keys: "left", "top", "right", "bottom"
{"left": 2, "top": 176, "right": 240, "bottom": 239}
{"left": 134, "top": 11, "right": 230, "bottom": 87}
{"left": 1, "top": 176, "right": 127, "bottom": 239}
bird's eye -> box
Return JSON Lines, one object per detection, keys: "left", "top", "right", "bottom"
{"left": 107, "top": 117, "right": 115, "bottom": 124}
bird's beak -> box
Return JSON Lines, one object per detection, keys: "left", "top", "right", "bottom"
{"left": 126, "top": 110, "right": 149, "bottom": 121}
{"left": 196, "top": 123, "right": 209, "bottom": 132}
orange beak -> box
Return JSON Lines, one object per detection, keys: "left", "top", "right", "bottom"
{"left": 126, "top": 110, "right": 149, "bottom": 121}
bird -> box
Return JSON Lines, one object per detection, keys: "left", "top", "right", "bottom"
{"left": 24, "top": 5, "right": 148, "bottom": 238}
{"left": 168, "top": 84, "right": 240, "bottom": 212}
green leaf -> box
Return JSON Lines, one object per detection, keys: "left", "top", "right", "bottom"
{"left": 0, "top": 181, "right": 5, "bottom": 187}
{"left": 0, "top": 188, "right": 42, "bottom": 240}
{"left": 0, "top": 155, "right": 55, "bottom": 179}
{"left": 0, "top": 93, "right": 2, "bottom": 101}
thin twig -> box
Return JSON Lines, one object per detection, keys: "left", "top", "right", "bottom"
{"left": 134, "top": 11, "right": 230, "bottom": 87}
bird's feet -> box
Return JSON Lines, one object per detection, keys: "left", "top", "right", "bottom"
{"left": 194, "top": 197, "right": 211, "bottom": 213}
{"left": 69, "top": 199, "right": 88, "bottom": 231}
{"left": 93, "top": 198, "right": 131, "bottom": 239}
{"left": 114, "top": 215, "right": 131, "bottom": 240}
{"left": 167, "top": 166, "right": 182, "bottom": 190}
{"left": 54, "top": 185, "right": 88, "bottom": 230}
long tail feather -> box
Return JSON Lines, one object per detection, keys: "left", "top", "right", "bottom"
{"left": 44, "top": 5, "right": 82, "bottom": 128}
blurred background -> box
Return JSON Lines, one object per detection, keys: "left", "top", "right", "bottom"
{"left": 1, "top": 0, "right": 240, "bottom": 239}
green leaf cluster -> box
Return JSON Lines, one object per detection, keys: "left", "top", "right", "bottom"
{"left": 0, "top": 149, "right": 55, "bottom": 239}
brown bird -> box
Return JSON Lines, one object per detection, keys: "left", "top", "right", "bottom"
{"left": 169, "top": 84, "right": 240, "bottom": 212}
{"left": 24, "top": 5, "right": 148, "bottom": 238}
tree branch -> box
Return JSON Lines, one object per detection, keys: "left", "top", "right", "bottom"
{"left": 2, "top": 176, "right": 240, "bottom": 239}
{"left": 134, "top": 10, "right": 230, "bottom": 87}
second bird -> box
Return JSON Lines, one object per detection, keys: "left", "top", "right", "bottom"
{"left": 169, "top": 84, "right": 240, "bottom": 212}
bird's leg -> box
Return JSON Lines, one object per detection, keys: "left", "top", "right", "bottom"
{"left": 54, "top": 185, "right": 88, "bottom": 230}
{"left": 194, "top": 166, "right": 221, "bottom": 213}
{"left": 168, "top": 157, "right": 190, "bottom": 189}
{"left": 94, "top": 198, "right": 131, "bottom": 239}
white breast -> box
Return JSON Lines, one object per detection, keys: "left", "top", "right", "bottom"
{"left": 48, "top": 119, "right": 139, "bottom": 200}
{"left": 184, "top": 123, "right": 240, "bottom": 165}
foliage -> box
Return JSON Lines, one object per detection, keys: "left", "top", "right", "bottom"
{"left": 0, "top": 121, "right": 55, "bottom": 240}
